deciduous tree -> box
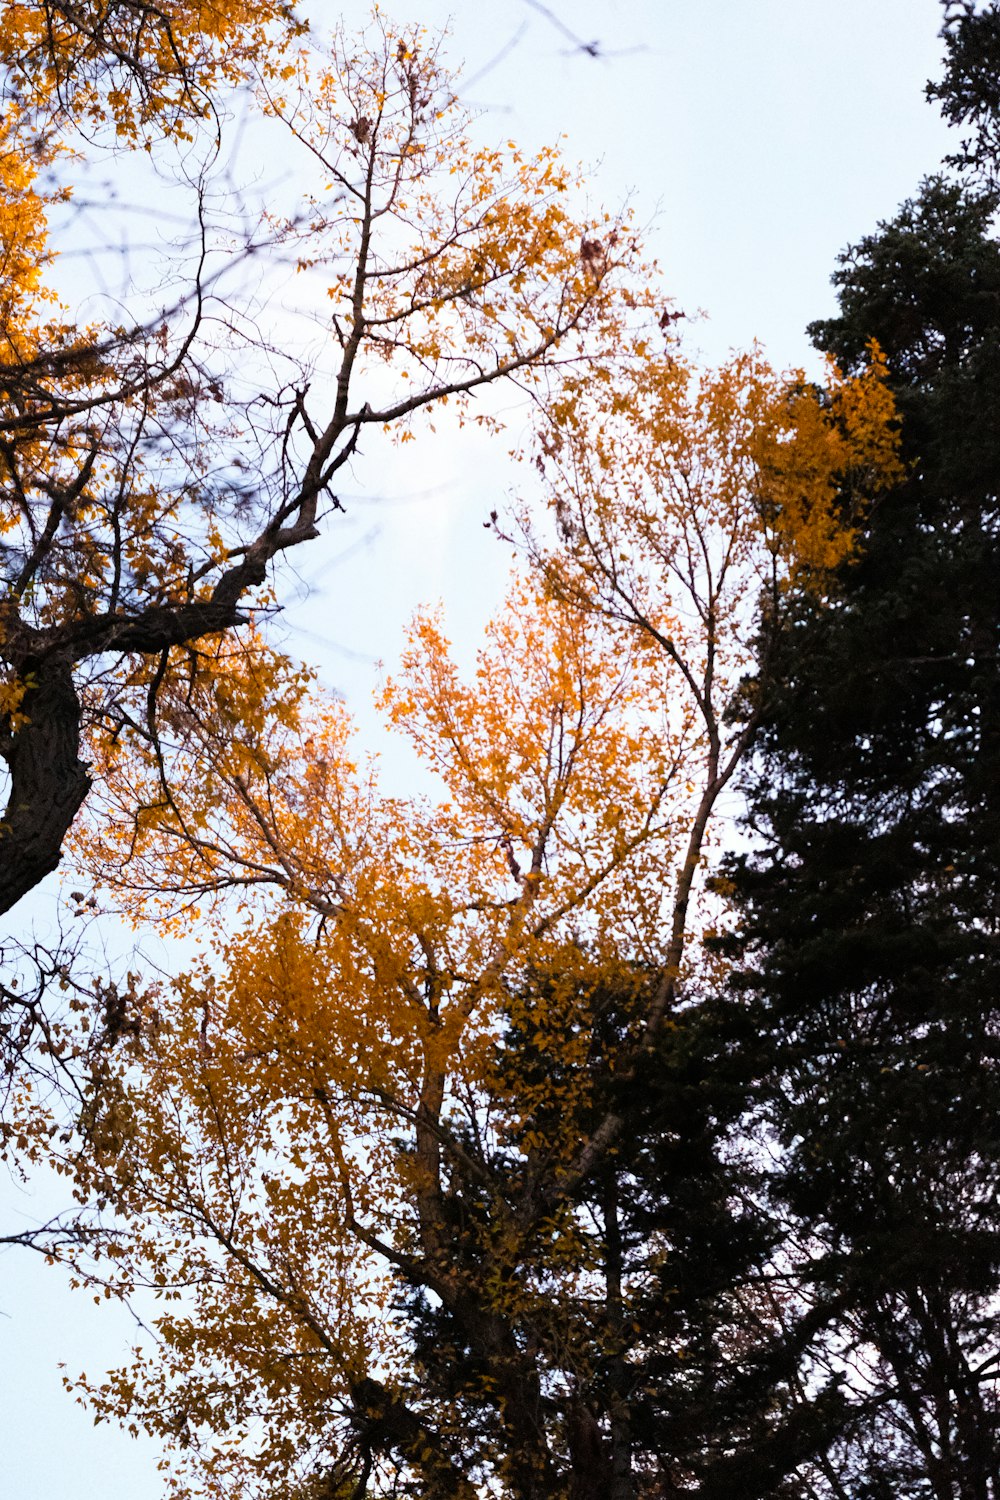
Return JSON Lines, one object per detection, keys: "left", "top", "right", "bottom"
{"left": 57, "top": 343, "right": 900, "bottom": 1498}
{"left": 0, "top": 5, "right": 641, "bottom": 916}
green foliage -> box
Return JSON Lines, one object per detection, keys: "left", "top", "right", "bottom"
{"left": 724, "top": 90, "right": 1000, "bottom": 1500}
{"left": 930, "top": 1, "right": 1000, "bottom": 182}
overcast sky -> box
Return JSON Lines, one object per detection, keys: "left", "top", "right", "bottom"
{"left": 1, "top": 3, "right": 958, "bottom": 1495}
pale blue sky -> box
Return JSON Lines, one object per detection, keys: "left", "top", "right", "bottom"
{"left": 1, "top": 3, "right": 958, "bottom": 1495}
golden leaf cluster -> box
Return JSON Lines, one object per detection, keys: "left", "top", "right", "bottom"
{"left": 58, "top": 332, "right": 901, "bottom": 1494}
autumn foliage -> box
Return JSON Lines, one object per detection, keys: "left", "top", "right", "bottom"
{"left": 4, "top": 3, "right": 965, "bottom": 1499}
{"left": 0, "top": 3, "right": 643, "bottom": 913}
{"left": 55, "top": 329, "right": 901, "bottom": 1495}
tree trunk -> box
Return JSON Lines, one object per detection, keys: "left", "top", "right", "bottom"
{"left": 0, "top": 654, "right": 90, "bottom": 915}
{"left": 604, "top": 1168, "right": 636, "bottom": 1500}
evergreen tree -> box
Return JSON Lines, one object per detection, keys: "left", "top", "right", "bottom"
{"left": 724, "top": 10, "right": 1000, "bottom": 1494}
{"left": 403, "top": 962, "right": 851, "bottom": 1498}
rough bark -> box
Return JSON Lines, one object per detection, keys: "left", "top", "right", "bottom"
{"left": 0, "top": 653, "right": 91, "bottom": 915}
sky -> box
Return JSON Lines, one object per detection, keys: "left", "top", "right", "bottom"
{"left": 273, "top": 0, "right": 962, "bottom": 753}
{"left": 0, "top": 2, "right": 959, "bottom": 1495}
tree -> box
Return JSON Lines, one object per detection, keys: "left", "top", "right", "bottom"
{"left": 0, "top": 4, "right": 642, "bottom": 916}
{"left": 720, "top": 24, "right": 1000, "bottom": 1493}
{"left": 930, "top": 0, "right": 1000, "bottom": 183}
{"left": 0, "top": 0, "right": 305, "bottom": 134}
{"left": 52, "top": 344, "right": 900, "bottom": 1498}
